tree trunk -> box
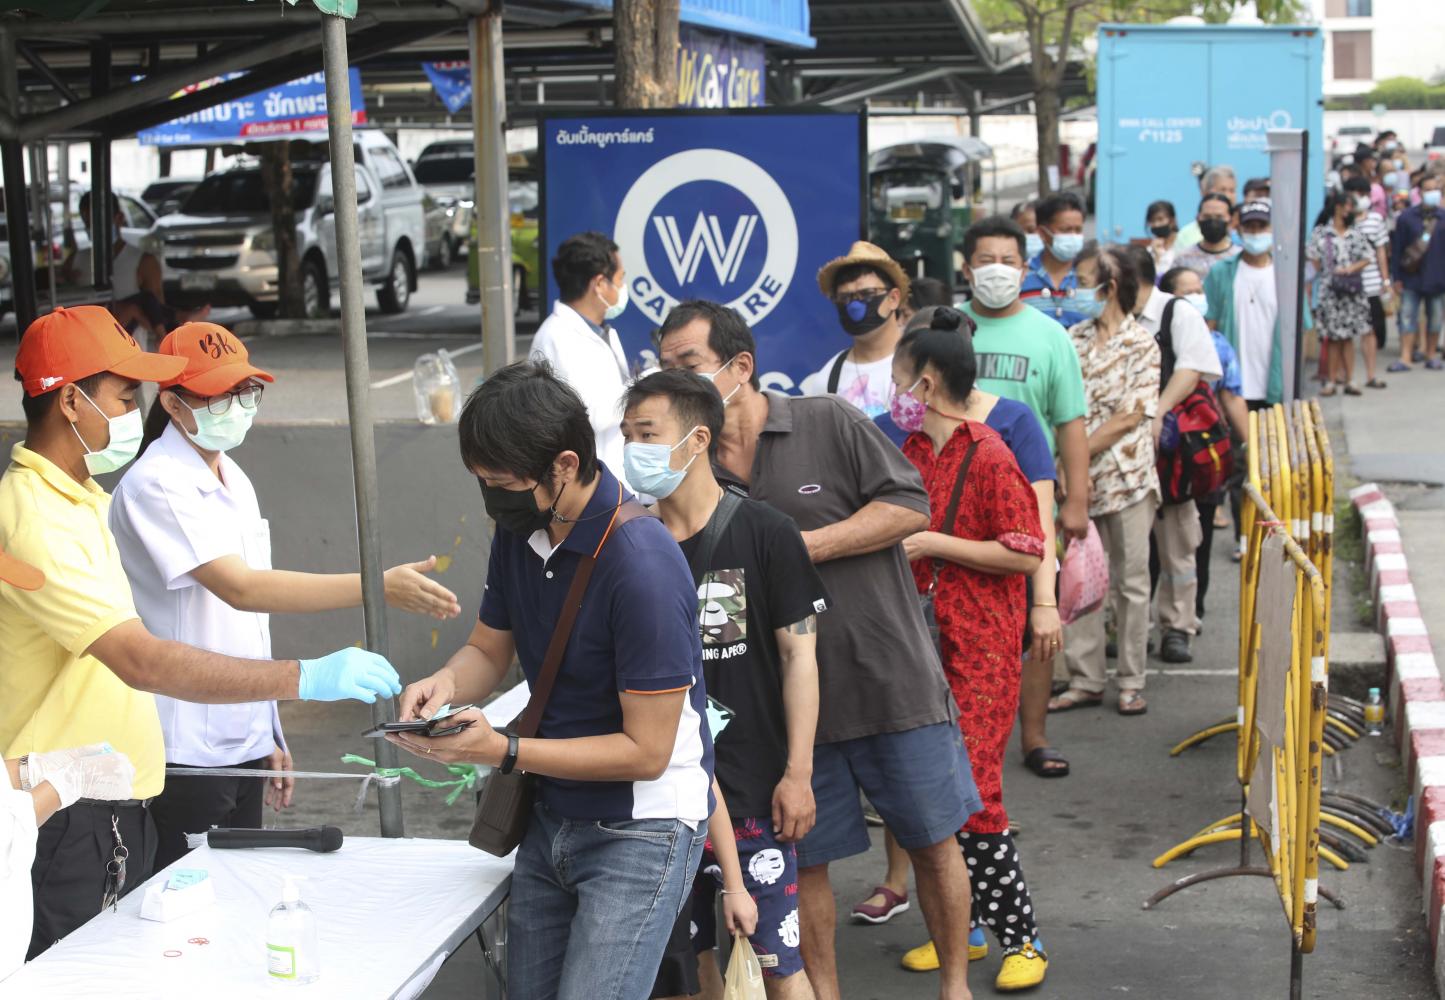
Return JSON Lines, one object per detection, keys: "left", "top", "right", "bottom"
{"left": 614, "top": 0, "right": 680, "bottom": 108}
{"left": 258, "top": 141, "right": 303, "bottom": 319}
{"left": 1034, "top": 83, "right": 1061, "bottom": 196}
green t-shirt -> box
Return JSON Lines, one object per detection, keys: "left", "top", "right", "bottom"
{"left": 963, "top": 301, "right": 1087, "bottom": 454}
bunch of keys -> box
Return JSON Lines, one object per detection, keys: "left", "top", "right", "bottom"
{"left": 101, "top": 813, "right": 129, "bottom": 912}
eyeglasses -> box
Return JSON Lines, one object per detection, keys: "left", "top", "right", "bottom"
{"left": 834, "top": 288, "right": 887, "bottom": 306}
{"left": 184, "top": 383, "right": 264, "bottom": 416}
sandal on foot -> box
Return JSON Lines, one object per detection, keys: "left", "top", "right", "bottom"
{"left": 1344, "top": 383, "right": 1363, "bottom": 396}
{"left": 1366, "top": 378, "right": 1388, "bottom": 389}
{"left": 1048, "top": 690, "right": 1103, "bottom": 712}
{"left": 1118, "top": 690, "right": 1148, "bottom": 715}
{"left": 1023, "top": 746, "right": 1071, "bottom": 778}
{"left": 1428, "top": 359, "right": 1445, "bottom": 371}
{"left": 851, "top": 885, "right": 910, "bottom": 924}
{"left": 901, "top": 939, "right": 940, "bottom": 972}
{"left": 1387, "top": 361, "right": 1411, "bottom": 373}
{"left": 1319, "top": 383, "right": 1338, "bottom": 397}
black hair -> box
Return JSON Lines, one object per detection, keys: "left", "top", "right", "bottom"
{"left": 1243, "top": 177, "right": 1270, "bottom": 197}
{"left": 1198, "top": 192, "right": 1233, "bottom": 215}
{"left": 1035, "top": 191, "right": 1085, "bottom": 227}
{"left": 1342, "top": 174, "right": 1372, "bottom": 196}
{"left": 1158, "top": 267, "right": 1194, "bottom": 296}
{"left": 962, "top": 215, "right": 1027, "bottom": 262}
{"left": 909, "top": 276, "right": 952, "bottom": 310}
{"left": 18, "top": 373, "right": 103, "bottom": 425}
{"left": 1009, "top": 199, "right": 1036, "bottom": 220}
{"left": 655, "top": 299, "right": 761, "bottom": 389}
{"left": 897, "top": 307, "right": 978, "bottom": 403}
{"left": 905, "top": 303, "right": 979, "bottom": 337}
{"left": 138, "top": 394, "right": 174, "bottom": 457}
{"left": 1313, "top": 190, "right": 1355, "bottom": 229}
{"left": 551, "top": 231, "right": 619, "bottom": 303}
{"left": 1079, "top": 243, "right": 1141, "bottom": 315}
{"left": 623, "top": 369, "right": 725, "bottom": 460}
{"left": 1145, "top": 199, "right": 1177, "bottom": 225}
{"left": 1123, "top": 242, "right": 1156, "bottom": 287}
{"left": 458, "top": 358, "right": 598, "bottom": 486}
{"left": 829, "top": 261, "right": 896, "bottom": 294}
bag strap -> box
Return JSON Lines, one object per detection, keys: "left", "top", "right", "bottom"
{"left": 1156, "top": 297, "right": 1179, "bottom": 388}
{"left": 513, "top": 485, "right": 649, "bottom": 738}
{"left": 825, "top": 350, "right": 849, "bottom": 394}
{"left": 687, "top": 489, "right": 743, "bottom": 588}
{"left": 928, "top": 437, "right": 980, "bottom": 590}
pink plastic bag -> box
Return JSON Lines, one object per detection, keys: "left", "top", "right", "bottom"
{"left": 1058, "top": 521, "right": 1109, "bottom": 626}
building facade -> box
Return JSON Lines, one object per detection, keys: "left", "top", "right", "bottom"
{"left": 1309, "top": 0, "right": 1445, "bottom": 97}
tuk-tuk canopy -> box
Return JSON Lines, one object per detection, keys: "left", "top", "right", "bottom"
{"left": 868, "top": 137, "right": 994, "bottom": 174}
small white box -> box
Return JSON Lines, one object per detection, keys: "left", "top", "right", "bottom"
{"left": 140, "top": 871, "right": 215, "bottom": 922}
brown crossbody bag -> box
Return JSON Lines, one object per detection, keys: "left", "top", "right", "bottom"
{"left": 468, "top": 487, "right": 650, "bottom": 856}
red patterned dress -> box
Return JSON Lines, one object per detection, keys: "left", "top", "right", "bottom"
{"left": 903, "top": 420, "right": 1044, "bottom": 834}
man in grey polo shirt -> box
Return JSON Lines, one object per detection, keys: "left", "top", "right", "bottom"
{"left": 657, "top": 300, "right": 982, "bottom": 1000}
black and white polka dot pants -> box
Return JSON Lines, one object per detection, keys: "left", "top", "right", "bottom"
{"left": 957, "top": 830, "right": 1040, "bottom": 953}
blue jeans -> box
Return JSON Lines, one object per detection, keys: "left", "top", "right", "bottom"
{"left": 1398, "top": 288, "right": 1445, "bottom": 336}
{"left": 509, "top": 802, "right": 707, "bottom": 1000}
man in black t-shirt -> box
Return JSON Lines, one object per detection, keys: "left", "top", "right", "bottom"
{"left": 623, "top": 369, "right": 827, "bottom": 999}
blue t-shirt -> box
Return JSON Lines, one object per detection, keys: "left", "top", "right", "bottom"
{"left": 478, "top": 465, "right": 713, "bottom": 824}
{"left": 1020, "top": 252, "right": 1087, "bottom": 328}
{"left": 874, "top": 395, "right": 1056, "bottom": 483}
{"left": 1210, "top": 330, "right": 1243, "bottom": 397}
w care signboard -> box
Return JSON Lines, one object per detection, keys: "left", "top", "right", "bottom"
{"left": 541, "top": 112, "right": 865, "bottom": 392}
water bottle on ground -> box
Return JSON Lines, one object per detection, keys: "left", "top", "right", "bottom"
{"left": 267, "top": 875, "right": 320, "bottom": 985}
{"left": 1365, "top": 687, "right": 1385, "bottom": 736}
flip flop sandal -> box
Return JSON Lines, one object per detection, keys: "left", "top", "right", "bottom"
{"left": 1366, "top": 378, "right": 1388, "bottom": 389}
{"left": 1118, "top": 690, "right": 1149, "bottom": 715}
{"left": 1343, "top": 384, "right": 1363, "bottom": 396}
{"left": 1387, "top": 362, "right": 1411, "bottom": 373}
{"left": 1023, "top": 746, "right": 1071, "bottom": 778}
{"left": 1319, "top": 384, "right": 1338, "bottom": 397}
{"left": 1047, "top": 690, "right": 1103, "bottom": 713}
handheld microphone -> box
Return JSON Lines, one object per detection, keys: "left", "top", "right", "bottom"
{"left": 204, "top": 826, "right": 344, "bottom": 853}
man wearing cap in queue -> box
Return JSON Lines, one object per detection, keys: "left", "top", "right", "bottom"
{"left": 110, "top": 323, "right": 459, "bottom": 872}
{"left": 1203, "top": 201, "right": 1289, "bottom": 407}
{"left": 0, "top": 306, "right": 403, "bottom": 958}
{"left": 800, "top": 241, "right": 911, "bottom": 419}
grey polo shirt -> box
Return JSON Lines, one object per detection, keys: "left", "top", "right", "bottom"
{"left": 723, "top": 391, "right": 956, "bottom": 744}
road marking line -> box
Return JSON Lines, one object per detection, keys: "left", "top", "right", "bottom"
{"left": 369, "top": 341, "right": 484, "bottom": 390}
{"left": 420, "top": 305, "right": 445, "bottom": 316}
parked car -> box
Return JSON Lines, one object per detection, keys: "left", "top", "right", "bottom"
{"left": 1426, "top": 126, "right": 1445, "bottom": 163}
{"left": 140, "top": 177, "right": 202, "bottom": 218}
{"left": 155, "top": 130, "right": 426, "bottom": 318}
{"left": 467, "top": 150, "right": 539, "bottom": 313}
{"left": 422, "top": 192, "right": 457, "bottom": 270}
{"left": 412, "top": 139, "right": 474, "bottom": 261}
{"left": 1330, "top": 124, "right": 1374, "bottom": 155}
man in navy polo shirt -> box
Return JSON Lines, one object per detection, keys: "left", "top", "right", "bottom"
{"left": 390, "top": 360, "right": 712, "bottom": 1000}
{"left": 1020, "top": 191, "right": 1089, "bottom": 328}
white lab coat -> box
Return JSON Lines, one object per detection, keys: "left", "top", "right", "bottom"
{"left": 530, "top": 301, "right": 631, "bottom": 485}
{"left": 0, "top": 764, "right": 37, "bottom": 982}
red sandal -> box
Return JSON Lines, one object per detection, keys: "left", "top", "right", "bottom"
{"left": 851, "top": 885, "right": 911, "bottom": 924}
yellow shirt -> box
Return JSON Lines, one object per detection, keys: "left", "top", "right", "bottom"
{"left": 0, "top": 444, "right": 163, "bottom": 799}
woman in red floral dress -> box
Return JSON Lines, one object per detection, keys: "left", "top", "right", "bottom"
{"left": 890, "top": 317, "right": 1050, "bottom": 991}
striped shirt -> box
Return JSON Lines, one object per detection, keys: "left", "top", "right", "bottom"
{"left": 1357, "top": 211, "right": 1389, "bottom": 296}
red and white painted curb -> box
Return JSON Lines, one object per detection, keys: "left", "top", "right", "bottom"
{"left": 1348, "top": 483, "right": 1445, "bottom": 986}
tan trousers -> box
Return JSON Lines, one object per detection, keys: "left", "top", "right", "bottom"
{"left": 1153, "top": 500, "right": 1203, "bottom": 635}
{"left": 1063, "top": 495, "right": 1158, "bottom": 694}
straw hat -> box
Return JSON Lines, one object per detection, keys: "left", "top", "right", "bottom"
{"left": 816, "top": 241, "right": 911, "bottom": 302}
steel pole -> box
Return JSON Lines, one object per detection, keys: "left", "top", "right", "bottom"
{"left": 319, "top": 12, "right": 404, "bottom": 838}
{"left": 0, "top": 27, "right": 37, "bottom": 332}
{"left": 470, "top": 6, "right": 515, "bottom": 375}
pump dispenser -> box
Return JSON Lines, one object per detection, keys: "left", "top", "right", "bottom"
{"left": 267, "top": 875, "right": 319, "bottom": 984}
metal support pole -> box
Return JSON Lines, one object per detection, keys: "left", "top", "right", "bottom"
{"left": 1267, "top": 128, "right": 1307, "bottom": 403}
{"left": 0, "top": 28, "right": 36, "bottom": 332}
{"left": 89, "top": 42, "right": 112, "bottom": 292}
{"left": 33, "top": 143, "right": 56, "bottom": 312}
{"left": 319, "top": 12, "right": 404, "bottom": 838}
{"left": 471, "top": 5, "right": 515, "bottom": 375}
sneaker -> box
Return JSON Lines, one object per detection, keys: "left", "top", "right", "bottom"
{"left": 1160, "top": 628, "right": 1193, "bottom": 663}
{"left": 996, "top": 940, "right": 1048, "bottom": 992}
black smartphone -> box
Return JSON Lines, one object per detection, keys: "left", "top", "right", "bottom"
{"left": 359, "top": 719, "right": 473, "bottom": 740}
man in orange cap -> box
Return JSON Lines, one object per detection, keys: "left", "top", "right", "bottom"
{"left": 0, "top": 306, "right": 403, "bottom": 957}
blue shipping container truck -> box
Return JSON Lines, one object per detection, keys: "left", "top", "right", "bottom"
{"left": 1096, "top": 24, "right": 1323, "bottom": 245}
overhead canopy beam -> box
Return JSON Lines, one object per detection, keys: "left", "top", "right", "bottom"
{"left": 17, "top": 42, "right": 80, "bottom": 103}
{"left": 813, "top": 65, "right": 961, "bottom": 107}
{"left": 10, "top": 3, "right": 462, "bottom": 37}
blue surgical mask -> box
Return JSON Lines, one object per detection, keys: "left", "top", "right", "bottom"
{"left": 1424, "top": 190, "right": 1443, "bottom": 209}
{"left": 623, "top": 425, "right": 701, "bottom": 500}
{"left": 1025, "top": 232, "right": 1045, "bottom": 259}
{"left": 1069, "top": 287, "right": 1106, "bottom": 320}
{"left": 1048, "top": 232, "right": 1084, "bottom": 262}
{"left": 70, "top": 386, "right": 144, "bottom": 476}
{"left": 598, "top": 277, "right": 628, "bottom": 322}
{"left": 1184, "top": 292, "right": 1208, "bottom": 316}
{"left": 1241, "top": 232, "right": 1274, "bottom": 256}
{"left": 184, "top": 399, "right": 257, "bottom": 453}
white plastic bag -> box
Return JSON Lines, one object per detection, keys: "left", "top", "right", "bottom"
{"left": 723, "top": 932, "right": 765, "bottom": 1000}
{"left": 412, "top": 349, "right": 461, "bottom": 425}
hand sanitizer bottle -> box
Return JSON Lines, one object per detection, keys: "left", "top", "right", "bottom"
{"left": 267, "top": 875, "right": 319, "bottom": 985}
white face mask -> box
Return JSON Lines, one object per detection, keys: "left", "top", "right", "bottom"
{"left": 597, "top": 277, "right": 628, "bottom": 322}
{"left": 1184, "top": 292, "right": 1208, "bottom": 316}
{"left": 700, "top": 355, "right": 741, "bottom": 406}
{"left": 70, "top": 386, "right": 143, "bottom": 476}
{"left": 185, "top": 399, "right": 257, "bottom": 453}
{"left": 970, "top": 263, "right": 1023, "bottom": 309}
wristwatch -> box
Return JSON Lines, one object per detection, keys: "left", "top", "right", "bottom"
{"left": 498, "top": 730, "right": 521, "bottom": 775}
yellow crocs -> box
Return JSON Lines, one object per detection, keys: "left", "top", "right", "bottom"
{"left": 995, "top": 941, "right": 1048, "bottom": 992}
{"left": 899, "top": 935, "right": 988, "bottom": 972}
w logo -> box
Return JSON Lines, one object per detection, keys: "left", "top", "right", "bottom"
{"left": 652, "top": 212, "right": 759, "bottom": 286}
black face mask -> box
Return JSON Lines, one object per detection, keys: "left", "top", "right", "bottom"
{"left": 479, "top": 478, "right": 561, "bottom": 536}
{"left": 1150, "top": 223, "right": 1174, "bottom": 239}
{"left": 836, "top": 293, "right": 890, "bottom": 337}
{"left": 1198, "top": 218, "right": 1231, "bottom": 244}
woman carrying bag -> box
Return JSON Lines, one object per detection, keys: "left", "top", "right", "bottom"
{"left": 109, "top": 323, "right": 461, "bottom": 870}
{"left": 1308, "top": 191, "right": 1378, "bottom": 395}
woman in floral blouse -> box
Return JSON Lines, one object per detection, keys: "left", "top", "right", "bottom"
{"left": 1307, "top": 190, "right": 1376, "bottom": 395}
{"left": 1049, "top": 244, "right": 1161, "bottom": 716}
{"left": 890, "top": 316, "right": 1050, "bottom": 991}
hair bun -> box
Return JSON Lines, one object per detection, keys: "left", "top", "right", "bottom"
{"left": 929, "top": 306, "right": 963, "bottom": 332}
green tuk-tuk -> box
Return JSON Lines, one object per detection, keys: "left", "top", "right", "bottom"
{"left": 868, "top": 137, "right": 992, "bottom": 289}
{"left": 467, "top": 149, "right": 539, "bottom": 314}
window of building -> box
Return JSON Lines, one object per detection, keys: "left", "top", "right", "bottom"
{"left": 1326, "top": 0, "right": 1372, "bottom": 15}
{"left": 1333, "top": 30, "right": 1373, "bottom": 80}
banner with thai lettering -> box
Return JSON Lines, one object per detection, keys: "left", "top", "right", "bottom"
{"left": 676, "top": 26, "right": 765, "bottom": 109}
{"left": 137, "top": 69, "right": 366, "bottom": 146}
{"left": 421, "top": 62, "right": 471, "bottom": 115}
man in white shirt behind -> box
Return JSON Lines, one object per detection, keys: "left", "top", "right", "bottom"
{"left": 1127, "top": 246, "right": 1223, "bottom": 666}
{"left": 530, "top": 232, "right": 633, "bottom": 482}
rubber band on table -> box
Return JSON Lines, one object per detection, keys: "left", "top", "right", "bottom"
{"left": 163, "top": 950, "right": 183, "bottom": 958}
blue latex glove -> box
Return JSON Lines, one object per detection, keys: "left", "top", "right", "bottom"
{"left": 298, "top": 648, "right": 403, "bottom": 703}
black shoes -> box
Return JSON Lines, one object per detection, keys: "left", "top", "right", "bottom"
{"left": 1160, "top": 628, "right": 1193, "bottom": 664}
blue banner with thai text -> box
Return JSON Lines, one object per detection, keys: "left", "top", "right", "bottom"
{"left": 138, "top": 69, "right": 365, "bottom": 147}
{"left": 677, "top": 26, "right": 766, "bottom": 109}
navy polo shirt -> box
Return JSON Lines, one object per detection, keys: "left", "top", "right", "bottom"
{"left": 479, "top": 465, "right": 713, "bottom": 824}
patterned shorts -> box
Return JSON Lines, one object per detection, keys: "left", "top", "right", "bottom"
{"left": 691, "top": 817, "right": 804, "bottom": 978}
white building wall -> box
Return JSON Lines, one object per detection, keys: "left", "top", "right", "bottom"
{"left": 1309, "top": 0, "right": 1445, "bottom": 97}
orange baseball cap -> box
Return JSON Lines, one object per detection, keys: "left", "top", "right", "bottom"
{"left": 156, "top": 323, "right": 275, "bottom": 397}
{"left": 16, "top": 306, "right": 187, "bottom": 397}
{"left": 0, "top": 547, "right": 44, "bottom": 592}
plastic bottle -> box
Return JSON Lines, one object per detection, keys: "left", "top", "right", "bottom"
{"left": 412, "top": 348, "right": 462, "bottom": 425}
{"left": 1364, "top": 687, "right": 1385, "bottom": 736}
{"left": 267, "top": 875, "right": 319, "bottom": 985}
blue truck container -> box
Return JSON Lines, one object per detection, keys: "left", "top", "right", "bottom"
{"left": 1095, "top": 24, "right": 1324, "bottom": 244}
